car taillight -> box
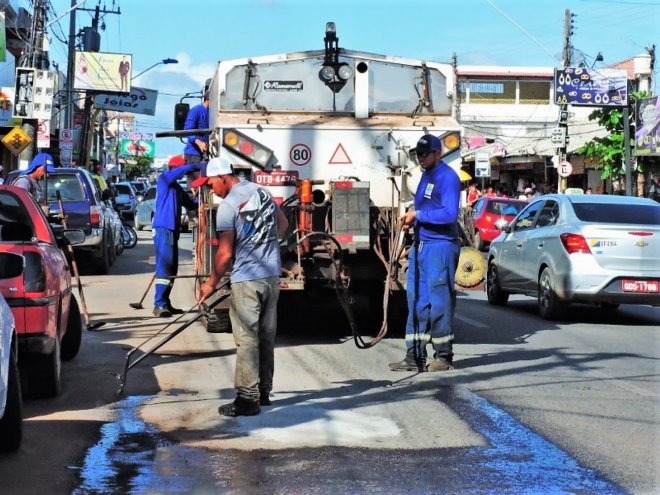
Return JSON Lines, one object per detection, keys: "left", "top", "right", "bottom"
{"left": 485, "top": 214, "right": 493, "bottom": 224}
{"left": 222, "top": 128, "right": 274, "bottom": 169}
{"left": 90, "top": 205, "right": 101, "bottom": 226}
{"left": 560, "top": 233, "right": 591, "bottom": 254}
{"left": 24, "top": 252, "right": 46, "bottom": 292}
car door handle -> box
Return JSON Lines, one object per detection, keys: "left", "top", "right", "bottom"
{"left": 537, "top": 242, "right": 544, "bottom": 248}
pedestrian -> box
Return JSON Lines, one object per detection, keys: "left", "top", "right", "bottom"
{"left": 10, "top": 152, "right": 55, "bottom": 202}
{"left": 183, "top": 91, "right": 210, "bottom": 164}
{"left": 466, "top": 183, "right": 481, "bottom": 208}
{"left": 195, "top": 157, "right": 288, "bottom": 417}
{"left": 585, "top": 187, "right": 593, "bottom": 195}
{"left": 389, "top": 134, "right": 461, "bottom": 373}
{"left": 152, "top": 160, "right": 201, "bottom": 317}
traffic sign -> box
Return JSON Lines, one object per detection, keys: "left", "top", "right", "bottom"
{"left": 551, "top": 127, "right": 567, "bottom": 145}
{"left": 557, "top": 160, "right": 573, "bottom": 178}
{"left": 1, "top": 126, "right": 32, "bottom": 155}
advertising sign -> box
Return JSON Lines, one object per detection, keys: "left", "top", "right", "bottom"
{"left": 475, "top": 151, "right": 491, "bottom": 178}
{"left": 119, "top": 131, "right": 155, "bottom": 158}
{"left": 73, "top": 51, "right": 133, "bottom": 93}
{"left": 635, "top": 96, "right": 660, "bottom": 156}
{"left": 94, "top": 86, "right": 158, "bottom": 116}
{"left": 554, "top": 68, "right": 628, "bottom": 107}
{"left": 0, "top": 87, "right": 18, "bottom": 126}
{"left": 0, "top": 13, "right": 6, "bottom": 63}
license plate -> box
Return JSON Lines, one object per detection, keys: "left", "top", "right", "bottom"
{"left": 622, "top": 279, "right": 659, "bottom": 293}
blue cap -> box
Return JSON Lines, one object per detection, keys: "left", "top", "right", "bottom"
{"left": 21, "top": 153, "right": 55, "bottom": 175}
{"left": 415, "top": 135, "right": 442, "bottom": 155}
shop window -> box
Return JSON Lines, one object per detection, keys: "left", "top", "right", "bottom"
{"left": 519, "top": 81, "right": 551, "bottom": 105}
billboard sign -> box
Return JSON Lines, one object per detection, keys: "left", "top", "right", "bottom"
{"left": 119, "top": 131, "right": 155, "bottom": 158}
{"left": 94, "top": 86, "right": 158, "bottom": 115}
{"left": 0, "top": 87, "right": 18, "bottom": 126}
{"left": 73, "top": 51, "right": 132, "bottom": 93}
{"left": 635, "top": 96, "right": 660, "bottom": 156}
{"left": 554, "top": 68, "right": 628, "bottom": 107}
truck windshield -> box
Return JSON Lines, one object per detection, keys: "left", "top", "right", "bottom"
{"left": 222, "top": 56, "right": 451, "bottom": 114}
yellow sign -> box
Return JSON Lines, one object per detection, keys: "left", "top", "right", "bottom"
{"left": 2, "top": 126, "right": 32, "bottom": 155}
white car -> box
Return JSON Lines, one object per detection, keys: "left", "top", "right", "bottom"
{"left": 0, "top": 254, "right": 23, "bottom": 452}
{"left": 486, "top": 194, "right": 660, "bottom": 319}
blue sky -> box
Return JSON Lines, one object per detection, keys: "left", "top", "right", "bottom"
{"left": 47, "top": 0, "right": 659, "bottom": 159}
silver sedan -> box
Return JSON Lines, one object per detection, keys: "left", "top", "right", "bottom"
{"left": 486, "top": 193, "right": 660, "bottom": 319}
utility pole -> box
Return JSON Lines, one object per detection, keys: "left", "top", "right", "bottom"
{"left": 556, "top": 8, "right": 573, "bottom": 194}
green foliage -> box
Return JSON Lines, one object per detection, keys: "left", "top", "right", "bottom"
{"left": 577, "top": 90, "right": 649, "bottom": 180}
{"left": 122, "top": 156, "right": 153, "bottom": 180}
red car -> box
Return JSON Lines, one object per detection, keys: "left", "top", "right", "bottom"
{"left": 0, "top": 185, "right": 85, "bottom": 397}
{"left": 471, "top": 196, "right": 527, "bottom": 251}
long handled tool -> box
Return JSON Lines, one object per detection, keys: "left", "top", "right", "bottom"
{"left": 115, "top": 281, "right": 230, "bottom": 396}
{"left": 56, "top": 191, "right": 106, "bottom": 331}
{"left": 129, "top": 273, "right": 210, "bottom": 310}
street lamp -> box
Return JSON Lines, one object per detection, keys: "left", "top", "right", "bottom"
{"left": 132, "top": 58, "right": 179, "bottom": 80}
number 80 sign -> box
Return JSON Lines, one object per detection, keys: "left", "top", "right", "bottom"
{"left": 290, "top": 143, "right": 312, "bottom": 166}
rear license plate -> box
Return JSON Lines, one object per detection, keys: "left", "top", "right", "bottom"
{"left": 622, "top": 280, "right": 659, "bottom": 293}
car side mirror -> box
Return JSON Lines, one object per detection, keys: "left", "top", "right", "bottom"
{"left": 501, "top": 224, "right": 512, "bottom": 233}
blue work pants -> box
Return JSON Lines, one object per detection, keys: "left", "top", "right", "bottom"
{"left": 153, "top": 227, "right": 179, "bottom": 309}
{"left": 405, "top": 239, "right": 460, "bottom": 363}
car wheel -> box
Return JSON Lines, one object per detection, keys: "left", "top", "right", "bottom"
{"left": 24, "top": 337, "right": 61, "bottom": 398}
{"left": 61, "top": 295, "right": 82, "bottom": 361}
{"left": 0, "top": 345, "right": 23, "bottom": 452}
{"left": 486, "top": 261, "right": 509, "bottom": 306}
{"left": 93, "top": 230, "right": 111, "bottom": 275}
{"left": 538, "top": 267, "right": 565, "bottom": 320}
{"left": 474, "top": 231, "right": 485, "bottom": 251}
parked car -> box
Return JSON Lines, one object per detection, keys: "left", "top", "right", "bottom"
{"left": 0, "top": 185, "right": 86, "bottom": 397}
{"left": 0, "top": 272, "right": 22, "bottom": 453}
{"left": 114, "top": 181, "right": 138, "bottom": 222}
{"left": 135, "top": 185, "right": 191, "bottom": 232}
{"left": 45, "top": 168, "right": 120, "bottom": 274}
{"left": 471, "top": 196, "right": 527, "bottom": 251}
{"left": 486, "top": 194, "right": 660, "bottom": 320}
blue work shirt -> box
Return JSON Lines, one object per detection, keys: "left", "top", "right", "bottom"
{"left": 152, "top": 164, "right": 199, "bottom": 231}
{"left": 183, "top": 103, "right": 209, "bottom": 157}
{"left": 413, "top": 160, "right": 460, "bottom": 243}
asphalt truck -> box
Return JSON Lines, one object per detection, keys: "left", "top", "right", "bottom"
{"left": 164, "top": 22, "right": 485, "bottom": 335}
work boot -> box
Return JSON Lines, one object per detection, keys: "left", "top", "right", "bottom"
{"left": 153, "top": 307, "right": 172, "bottom": 318}
{"left": 427, "top": 358, "right": 454, "bottom": 372}
{"left": 218, "top": 397, "right": 261, "bottom": 417}
{"left": 389, "top": 357, "right": 426, "bottom": 372}
{"left": 260, "top": 392, "right": 272, "bottom": 406}
{"left": 167, "top": 304, "right": 184, "bottom": 315}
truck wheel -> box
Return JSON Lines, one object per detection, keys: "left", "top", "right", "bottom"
{"left": 204, "top": 308, "right": 232, "bottom": 333}
{"left": 61, "top": 296, "right": 82, "bottom": 361}
{"left": 23, "top": 337, "right": 61, "bottom": 398}
{"left": 486, "top": 261, "right": 509, "bottom": 306}
{"left": 0, "top": 346, "right": 22, "bottom": 452}
{"left": 538, "top": 267, "right": 565, "bottom": 320}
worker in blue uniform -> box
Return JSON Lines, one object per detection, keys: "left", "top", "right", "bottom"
{"left": 389, "top": 134, "right": 461, "bottom": 372}
{"left": 152, "top": 161, "right": 201, "bottom": 317}
{"left": 183, "top": 91, "right": 210, "bottom": 164}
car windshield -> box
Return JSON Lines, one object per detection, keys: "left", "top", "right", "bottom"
{"left": 46, "top": 175, "right": 85, "bottom": 201}
{"left": 572, "top": 202, "right": 660, "bottom": 225}
{"left": 115, "top": 184, "right": 134, "bottom": 196}
{"left": 487, "top": 200, "right": 525, "bottom": 215}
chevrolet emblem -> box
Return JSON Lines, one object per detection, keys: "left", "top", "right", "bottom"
{"left": 635, "top": 241, "right": 649, "bottom": 247}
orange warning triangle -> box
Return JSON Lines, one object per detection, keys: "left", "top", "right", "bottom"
{"left": 329, "top": 143, "right": 352, "bottom": 164}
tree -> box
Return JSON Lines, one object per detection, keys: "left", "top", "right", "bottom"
{"left": 577, "top": 90, "right": 649, "bottom": 191}
{"left": 122, "top": 155, "right": 153, "bottom": 180}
